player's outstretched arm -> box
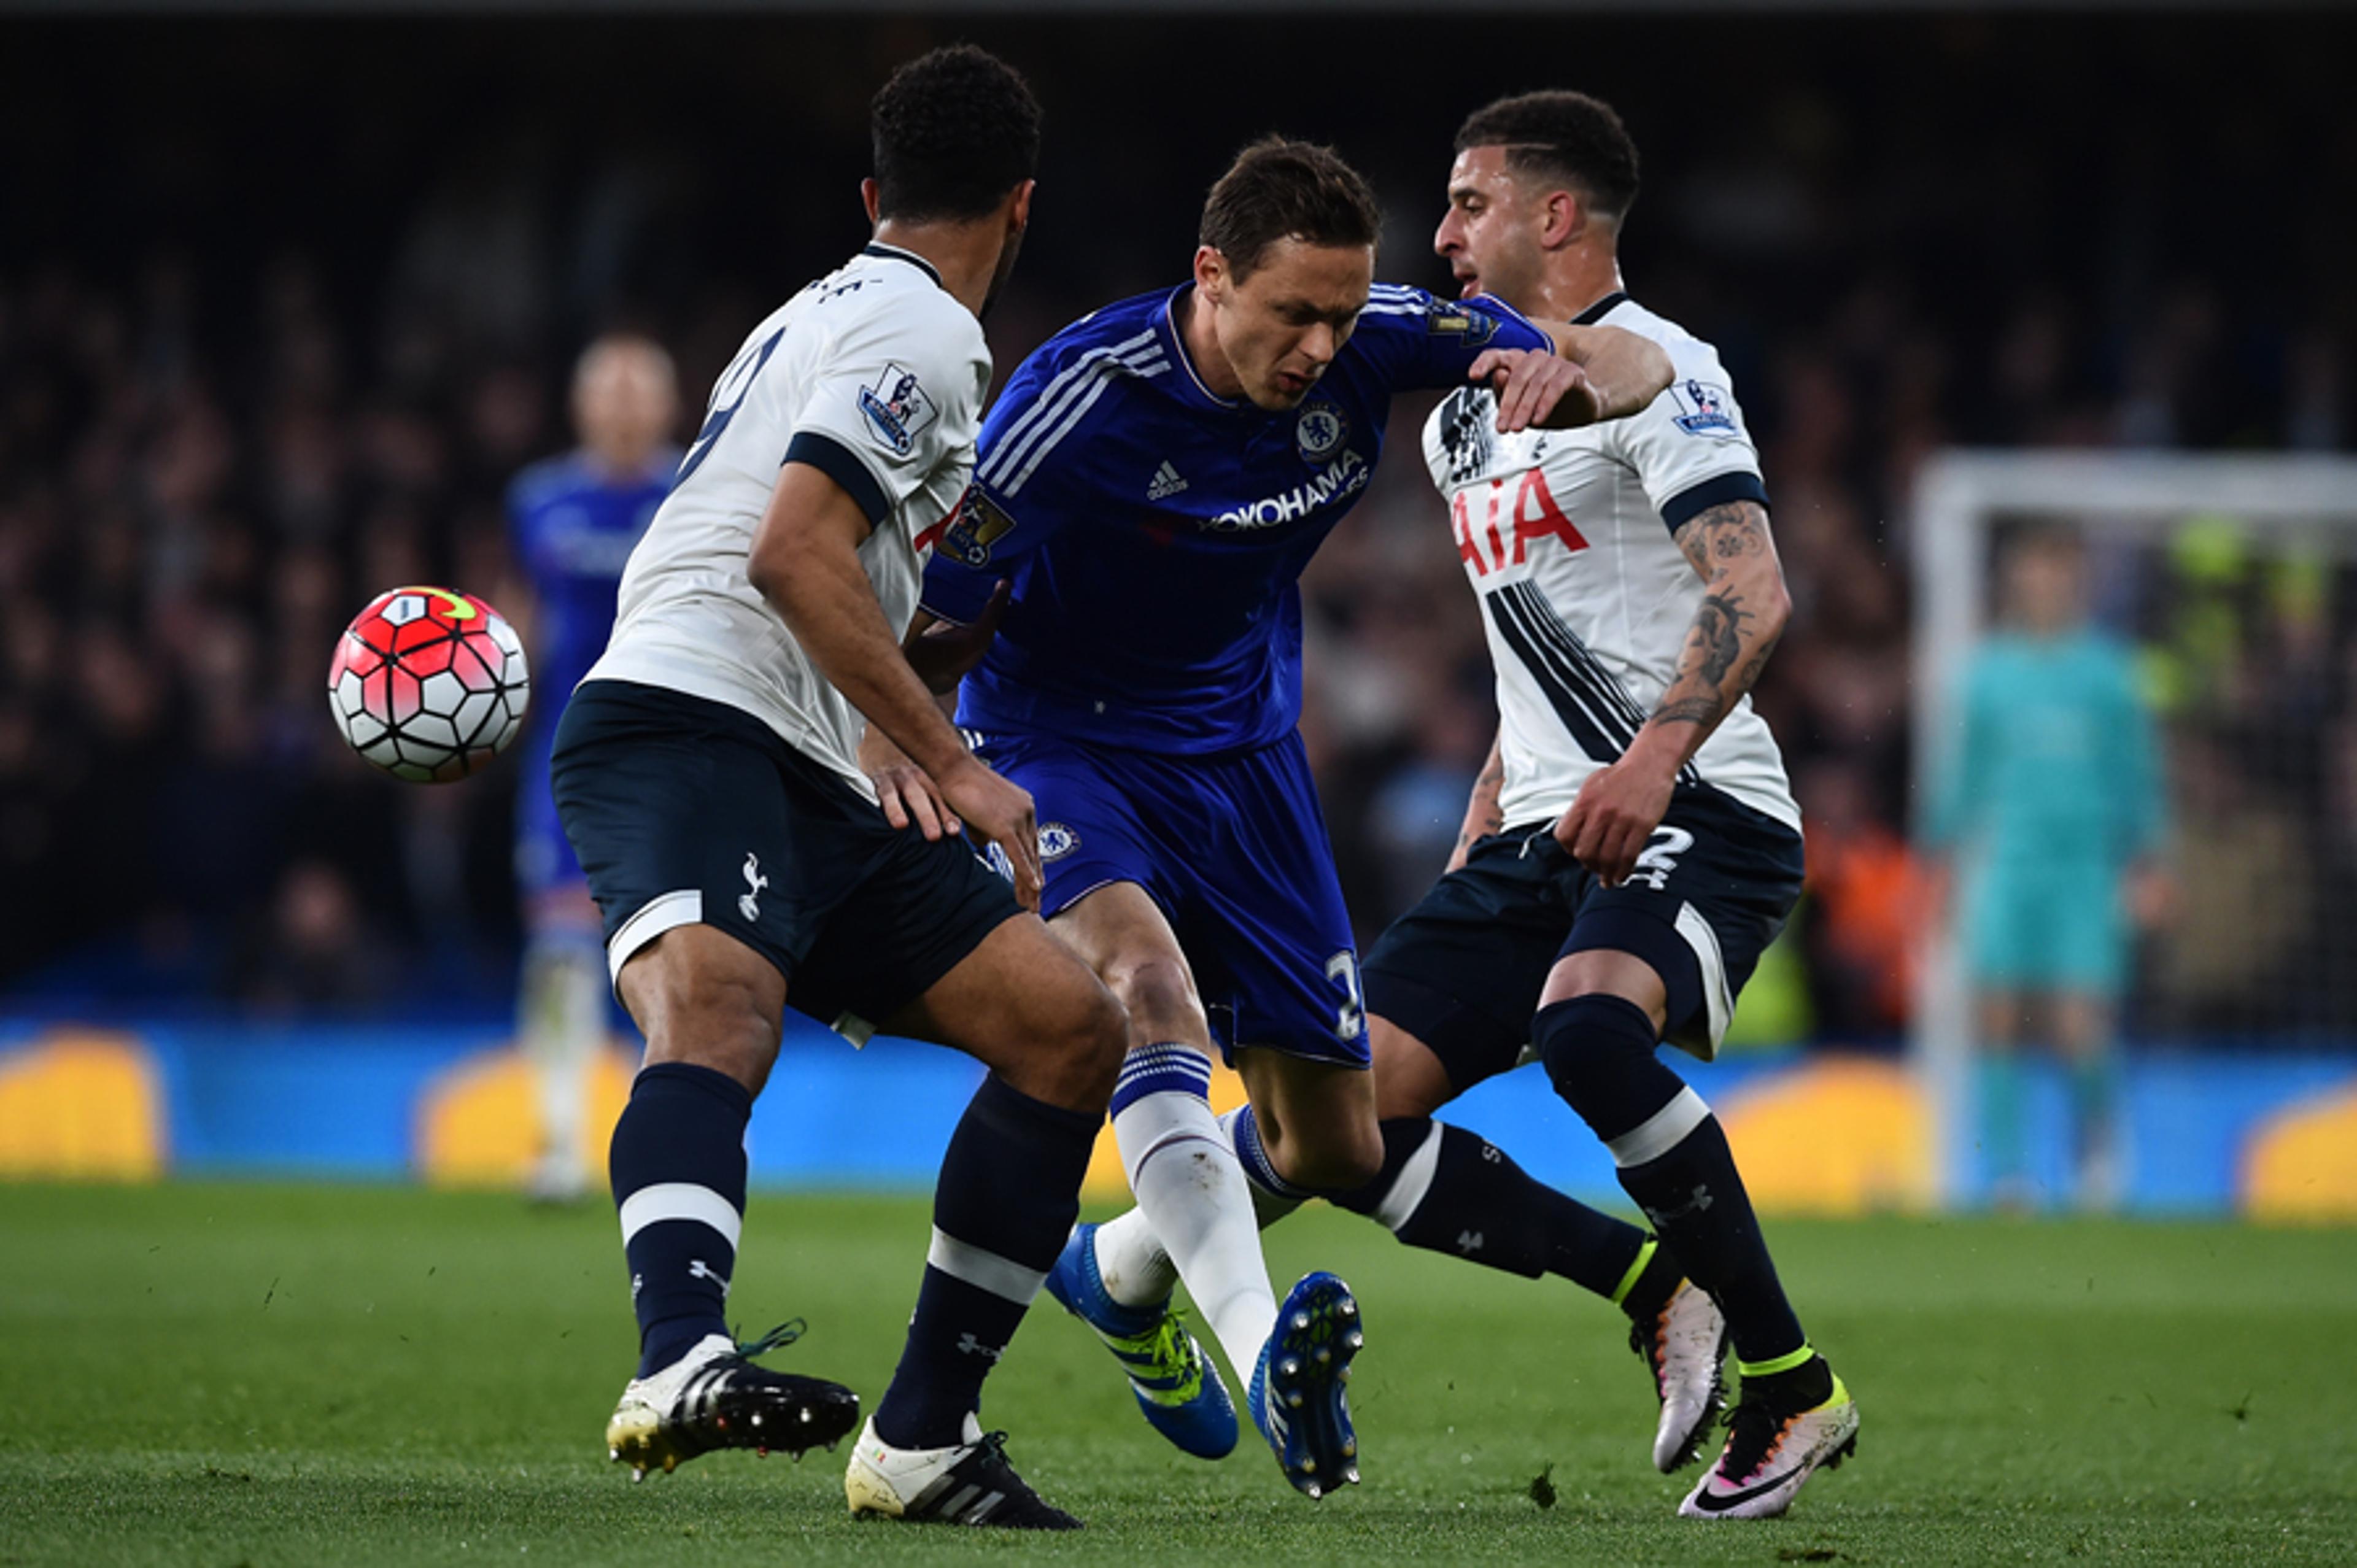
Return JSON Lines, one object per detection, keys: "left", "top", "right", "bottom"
{"left": 1553, "top": 500, "right": 1790, "bottom": 885}
{"left": 1541, "top": 323, "right": 1674, "bottom": 424}
{"left": 1469, "top": 326, "right": 1671, "bottom": 433}
{"left": 748, "top": 463, "right": 1044, "bottom": 906}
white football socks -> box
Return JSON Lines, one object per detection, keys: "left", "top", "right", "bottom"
{"left": 1101, "top": 1048, "right": 1278, "bottom": 1377}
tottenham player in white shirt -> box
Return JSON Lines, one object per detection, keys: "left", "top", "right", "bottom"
{"left": 1329, "top": 91, "right": 1859, "bottom": 1520}
{"left": 549, "top": 47, "right": 1126, "bottom": 1530}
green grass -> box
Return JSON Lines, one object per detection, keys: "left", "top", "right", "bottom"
{"left": 1, "top": 1183, "right": 2351, "bottom": 1565}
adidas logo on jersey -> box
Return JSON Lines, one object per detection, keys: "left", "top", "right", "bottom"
{"left": 1147, "top": 462, "right": 1189, "bottom": 501}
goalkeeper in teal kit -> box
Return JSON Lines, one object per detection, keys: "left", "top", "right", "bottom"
{"left": 1927, "top": 528, "right": 2171, "bottom": 1210}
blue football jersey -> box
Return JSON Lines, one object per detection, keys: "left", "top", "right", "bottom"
{"left": 921, "top": 284, "right": 1548, "bottom": 752}
{"left": 506, "top": 450, "right": 676, "bottom": 713}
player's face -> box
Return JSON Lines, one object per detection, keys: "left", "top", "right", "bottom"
{"left": 1434, "top": 146, "right": 1545, "bottom": 308}
{"left": 575, "top": 341, "right": 680, "bottom": 462}
{"left": 1198, "top": 239, "right": 1372, "bottom": 411}
{"left": 2008, "top": 543, "right": 2085, "bottom": 634}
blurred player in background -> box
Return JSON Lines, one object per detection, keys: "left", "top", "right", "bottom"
{"left": 1927, "top": 527, "right": 2171, "bottom": 1210}
{"left": 899, "top": 137, "right": 1670, "bottom": 1501}
{"left": 505, "top": 334, "right": 680, "bottom": 1201}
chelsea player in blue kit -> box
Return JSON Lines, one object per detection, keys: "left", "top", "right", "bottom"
{"left": 894, "top": 139, "right": 1671, "bottom": 1498}
{"left": 506, "top": 334, "right": 679, "bottom": 1200}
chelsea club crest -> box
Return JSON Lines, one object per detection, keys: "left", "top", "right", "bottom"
{"left": 1296, "top": 401, "right": 1349, "bottom": 462}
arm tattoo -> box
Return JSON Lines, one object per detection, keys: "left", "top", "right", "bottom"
{"left": 1649, "top": 500, "right": 1784, "bottom": 735}
{"left": 1735, "top": 630, "right": 1783, "bottom": 694}
{"left": 1457, "top": 747, "right": 1507, "bottom": 851}
{"left": 1651, "top": 695, "right": 1722, "bottom": 728}
{"left": 1692, "top": 591, "right": 1749, "bottom": 685}
{"left": 1672, "top": 500, "right": 1769, "bottom": 579}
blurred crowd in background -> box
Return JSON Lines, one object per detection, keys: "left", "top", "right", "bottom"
{"left": 2, "top": 12, "right": 2351, "bottom": 1042}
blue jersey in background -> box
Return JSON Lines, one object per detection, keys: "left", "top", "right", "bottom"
{"left": 922, "top": 283, "right": 1548, "bottom": 754}
{"left": 508, "top": 449, "right": 675, "bottom": 895}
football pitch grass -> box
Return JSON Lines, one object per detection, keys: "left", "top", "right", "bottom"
{"left": 2, "top": 1184, "right": 2351, "bottom": 1565}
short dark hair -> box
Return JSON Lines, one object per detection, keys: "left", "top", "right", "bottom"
{"left": 871, "top": 45, "right": 1042, "bottom": 223}
{"left": 1199, "top": 137, "right": 1382, "bottom": 284}
{"left": 1455, "top": 91, "right": 1640, "bottom": 223}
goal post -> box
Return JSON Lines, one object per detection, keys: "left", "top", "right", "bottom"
{"left": 1908, "top": 450, "right": 2357, "bottom": 1208}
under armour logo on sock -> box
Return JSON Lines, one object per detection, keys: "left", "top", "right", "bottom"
{"left": 630, "top": 1272, "right": 643, "bottom": 1302}
{"left": 955, "top": 1333, "right": 1004, "bottom": 1362}
{"left": 1646, "top": 1184, "right": 1716, "bottom": 1226}
{"left": 1457, "top": 1230, "right": 1485, "bottom": 1254}
{"left": 687, "top": 1259, "right": 732, "bottom": 1297}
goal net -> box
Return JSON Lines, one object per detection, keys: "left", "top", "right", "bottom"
{"left": 1909, "top": 451, "right": 2357, "bottom": 1208}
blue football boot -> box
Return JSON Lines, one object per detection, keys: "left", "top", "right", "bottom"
{"left": 1042, "top": 1223, "right": 1237, "bottom": 1459}
{"left": 1246, "top": 1271, "right": 1363, "bottom": 1500}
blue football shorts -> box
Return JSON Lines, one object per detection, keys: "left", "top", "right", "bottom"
{"left": 975, "top": 728, "right": 1371, "bottom": 1069}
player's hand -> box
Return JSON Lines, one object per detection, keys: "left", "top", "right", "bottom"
{"left": 905, "top": 581, "right": 1011, "bottom": 695}
{"left": 1469, "top": 348, "right": 1604, "bottom": 432}
{"left": 1552, "top": 754, "right": 1676, "bottom": 887}
{"left": 860, "top": 726, "right": 962, "bottom": 840}
{"left": 936, "top": 753, "right": 1043, "bottom": 911}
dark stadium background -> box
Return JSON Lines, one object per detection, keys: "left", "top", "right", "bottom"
{"left": 2, "top": 6, "right": 2354, "bottom": 1208}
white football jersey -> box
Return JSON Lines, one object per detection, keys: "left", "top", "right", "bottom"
{"left": 1422, "top": 293, "right": 1799, "bottom": 833}
{"left": 586, "top": 244, "right": 987, "bottom": 798}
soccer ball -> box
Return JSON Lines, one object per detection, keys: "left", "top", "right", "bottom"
{"left": 328, "top": 586, "right": 530, "bottom": 782}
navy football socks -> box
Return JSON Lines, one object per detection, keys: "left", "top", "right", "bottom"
{"left": 874, "top": 1075, "right": 1100, "bottom": 1449}
{"left": 1536, "top": 992, "right": 1807, "bottom": 1365}
{"left": 610, "top": 1062, "right": 752, "bottom": 1378}
{"left": 1332, "top": 1117, "right": 1657, "bottom": 1305}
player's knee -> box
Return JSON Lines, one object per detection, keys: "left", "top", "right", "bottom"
{"left": 637, "top": 985, "right": 779, "bottom": 1097}
{"left": 1534, "top": 991, "right": 1660, "bottom": 1131}
{"left": 1269, "top": 1114, "right": 1385, "bottom": 1194}
{"left": 621, "top": 933, "right": 783, "bottom": 1095}
{"left": 1099, "top": 952, "right": 1202, "bottom": 1043}
{"left": 1369, "top": 1017, "right": 1456, "bottom": 1120}
{"left": 1034, "top": 976, "right": 1129, "bottom": 1109}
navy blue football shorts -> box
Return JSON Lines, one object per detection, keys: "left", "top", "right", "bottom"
{"left": 974, "top": 727, "right": 1371, "bottom": 1069}
{"left": 551, "top": 679, "right": 1023, "bottom": 1034}
{"left": 1362, "top": 782, "right": 1803, "bottom": 1089}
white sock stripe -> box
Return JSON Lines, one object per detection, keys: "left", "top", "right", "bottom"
{"left": 1371, "top": 1121, "right": 1446, "bottom": 1232}
{"left": 1115, "top": 1050, "right": 1213, "bottom": 1091}
{"left": 1118, "top": 1041, "right": 1213, "bottom": 1072}
{"left": 1608, "top": 1087, "right": 1712, "bottom": 1168}
{"left": 617, "top": 1182, "right": 743, "bottom": 1250}
{"left": 926, "top": 1226, "right": 1049, "bottom": 1305}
